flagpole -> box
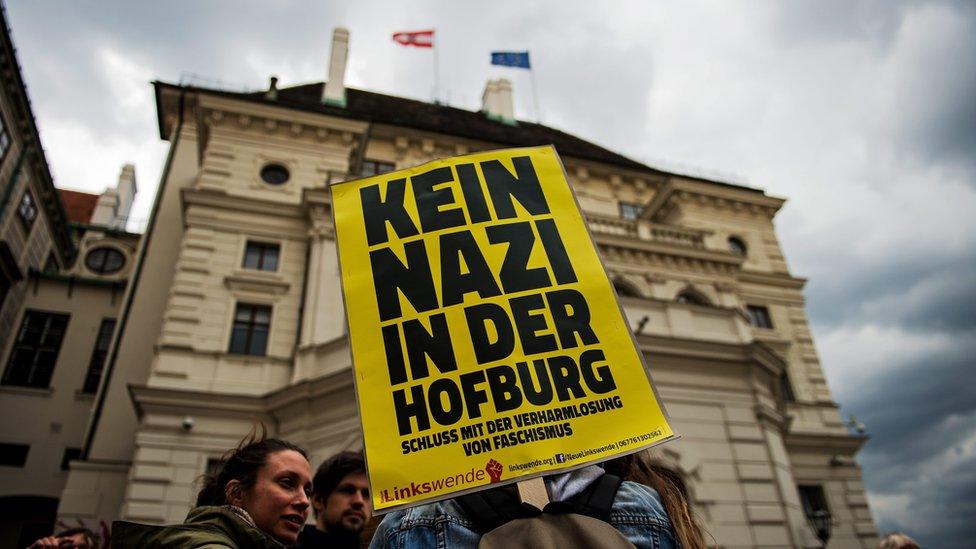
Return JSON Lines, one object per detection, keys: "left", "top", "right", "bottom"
{"left": 432, "top": 30, "right": 440, "bottom": 104}
{"left": 530, "top": 63, "right": 542, "bottom": 123}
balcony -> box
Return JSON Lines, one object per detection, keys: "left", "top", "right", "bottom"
{"left": 583, "top": 212, "right": 707, "bottom": 249}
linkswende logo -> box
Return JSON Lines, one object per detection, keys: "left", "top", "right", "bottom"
{"left": 380, "top": 467, "right": 488, "bottom": 504}
{"left": 485, "top": 458, "right": 503, "bottom": 483}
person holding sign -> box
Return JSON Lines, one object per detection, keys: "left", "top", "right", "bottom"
{"left": 332, "top": 146, "right": 677, "bottom": 515}
{"left": 368, "top": 461, "right": 681, "bottom": 548}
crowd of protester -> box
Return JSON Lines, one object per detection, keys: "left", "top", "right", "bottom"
{"left": 26, "top": 431, "right": 920, "bottom": 548}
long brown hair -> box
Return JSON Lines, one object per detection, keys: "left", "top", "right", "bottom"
{"left": 605, "top": 451, "right": 708, "bottom": 549}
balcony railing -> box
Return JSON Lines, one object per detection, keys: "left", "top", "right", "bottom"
{"left": 583, "top": 212, "right": 638, "bottom": 238}
{"left": 646, "top": 224, "right": 706, "bottom": 249}
{"left": 583, "top": 212, "right": 707, "bottom": 249}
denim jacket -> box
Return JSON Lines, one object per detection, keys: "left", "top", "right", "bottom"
{"left": 369, "top": 479, "right": 677, "bottom": 549}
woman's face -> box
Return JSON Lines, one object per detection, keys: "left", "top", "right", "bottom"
{"left": 236, "top": 449, "right": 312, "bottom": 544}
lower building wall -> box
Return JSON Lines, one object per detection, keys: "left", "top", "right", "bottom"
{"left": 57, "top": 459, "right": 129, "bottom": 531}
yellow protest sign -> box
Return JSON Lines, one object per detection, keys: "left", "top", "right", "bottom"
{"left": 332, "top": 146, "right": 674, "bottom": 512}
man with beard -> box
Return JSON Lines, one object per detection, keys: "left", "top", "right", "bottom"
{"left": 297, "top": 451, "right": 372, "bottom": 549}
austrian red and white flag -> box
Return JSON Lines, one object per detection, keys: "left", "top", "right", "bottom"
{"left": 392, "top": 30, "right": 434, "bottom": 48}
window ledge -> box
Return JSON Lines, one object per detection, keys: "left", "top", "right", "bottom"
{"left": 224, "top": 271, "right": 290, "bottom": 294}
{"left": 0, "top": 385, "right": 54, "bottom": 398}
{"left": 74, "top": 390, "right": 95, "bottom": 402}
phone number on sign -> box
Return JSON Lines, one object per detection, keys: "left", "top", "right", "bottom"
{"left": 617, "top": 429, "right": 663, "bottom": 448}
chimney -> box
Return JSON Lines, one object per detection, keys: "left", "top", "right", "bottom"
{"left": 322, "top": 27, "right": 349, "bottom": 106}
{"left": 481, "top": 78, "right": 515, "bottom": 124}
{"left": 266, "top": 76, "right": 279, "bottom": 100}
{"left": 90, "top": 163, "right": 137, "bottom": 229}
{"left": 114, "top": 163, "right": 137, "bottom": 228}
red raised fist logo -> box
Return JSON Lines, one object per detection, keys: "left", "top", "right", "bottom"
{"left": 485, "top": 459, "right": 503, "bottom": 483}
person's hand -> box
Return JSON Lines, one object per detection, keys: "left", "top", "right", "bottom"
{"left": 28, "top": 536, "right": 88, "bottom": 548}
{"left": 27, "top": 536, "right": 63, "bottom": 548}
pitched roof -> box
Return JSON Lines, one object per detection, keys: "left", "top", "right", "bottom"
{"left": 155, "top": 80, "right": 763, "bottom": 193}
{"left": 270, "top": 83, "right": 665, "bottom": 174}
{"left": 58, "top": 189, "right": 99, "bottom": 223}
{"left": 156, "top": 80, "right": 667, "bottom": 175}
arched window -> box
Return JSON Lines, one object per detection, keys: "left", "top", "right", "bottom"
{"left": 728, "top": 235, "right": 747, "bottom": 256}
{"left": 613, "top": 279, "right": 641, "bottom": 298}
{"left": 675, "top": 289, "right": 710, "bottom": 306}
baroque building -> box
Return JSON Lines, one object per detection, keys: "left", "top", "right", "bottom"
{"left": 54, "top": 28, "right": 876, "bottom": 548}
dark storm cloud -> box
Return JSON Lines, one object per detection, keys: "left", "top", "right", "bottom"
{"left": 770, "top": 0, "right": 976, "bottom": 176}
{"left": 834, "top": 331, "right": 976, "bottom": 548}
{"left": 7, "top": 1, "right": 345, "bottom": 133}
{"left": 852, "top": 340, "right": 976, "bottom": 461}
{"left": 806, "top": 250, "right": 976, "bottom": 333}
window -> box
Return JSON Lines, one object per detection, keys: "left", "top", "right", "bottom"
{"left": 229, "top": 303, "right": 271, "bottom": 356}
{"left": 60, "top": 447, "right": 81, "bottom": 471}
{"left": 747, "top": 305, "right": 774, "bottom": 329}
{"left": 798, "top": 485, "right": 830, "bottom": 524}
{"left": 2, "top": 311, "right": 70, "bottom": 388}
{"left": 728, "top": 236, "right": 747, "bottom": 256}
{"left": 0, "top": 113, "right": 10, "bottom": 161}
{"left": 243, "top": 241, "right": 280, "bottom": 271}
{"left": 780, "top": 371, "right": 796, "bottom": 403}
{"left": 676, "top": 291, "right": 710, "bottom": 306}
{"left": 84, "top": 247, "right": 125, "bottom": 275}
{"left": 613, "top": 280, "right": 640, "bottom": 298}
{"left": 0, "top": 267, "right": 10, "bottom": 311}
{"left": 361, "top": 160, "right": 395, "bottom": 177}
{"left": 619, "top": 201, "right": 643, "bottom": 221}
{"left": 82, "top": 318, "right": 116, "bottom": 394}
{"left": 0, "top": 443, "right": 29, "bottom": 467}
{"left": 799, "top": 484, "right": 832, "bottom": 544}
{"left": 18, "top": 191, "right": 37, "bottom": 231}
{"left": 260, "top": 163, "right": 290, "bottom": 185}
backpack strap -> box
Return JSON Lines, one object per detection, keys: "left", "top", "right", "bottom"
{"left": 457, "top": 485, "right": 541, "bottom": 532}
{"left": 543, "top": 473, "right": 622, "bottom": 522}
{"left": 458, "top": 473, "right": 623, "bottom": 531}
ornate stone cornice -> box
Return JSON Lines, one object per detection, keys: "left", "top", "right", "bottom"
{"left": 643, "top": 178, "right": 786, "bottom": 223}
{"left": 128, "top": 366, "right": 355, "bottom": 419}
{"left": 738, "top": 269, "right": 807, "bottom": 290}
{"left": 785, "top": 431, "right": 869, "bottom": 454}
{"left": 181, "top": 187, "right": 304, "bottom": 218}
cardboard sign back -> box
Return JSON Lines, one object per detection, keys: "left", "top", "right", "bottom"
{"left": 331, "top": 146, "right": 674, "bottom": 513}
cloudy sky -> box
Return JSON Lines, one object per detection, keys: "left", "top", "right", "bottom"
{"left": 7, "top": 0, "right": 974, "bottom": 545}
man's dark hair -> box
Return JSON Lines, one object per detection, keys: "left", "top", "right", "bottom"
{"left": 312, "top": 450, "right": 366, "bottom": 502}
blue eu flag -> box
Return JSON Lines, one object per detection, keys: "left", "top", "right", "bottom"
{"left": 491, "top": 51, "right": 531, "bottom": 69}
